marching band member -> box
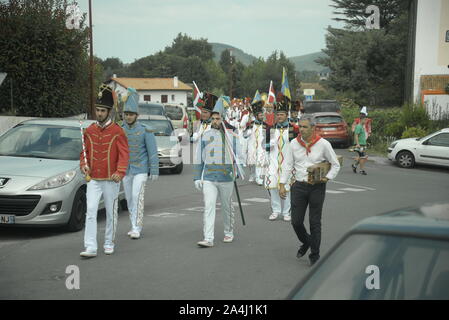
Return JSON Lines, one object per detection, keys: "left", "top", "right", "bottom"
{"left": 194, "top": 97, "right": 240, "bottom": 248}
{"left": 264, "top": 93, "right": 298, "bottom": 222}
{"left": 191, "top": 92, "right": 217, "bottom": 143}
{"left": 245, "top": 98, "right": 268, "bottom": 185}
{"left": 121, "top": 87, "right": 159, "bottom": 240}
{"left": 80, "top": 84, "right": 129, "bottom": 258}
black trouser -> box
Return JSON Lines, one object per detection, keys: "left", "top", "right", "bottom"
{"left": 290, "top": 181, "right": 326, "bottom": 259}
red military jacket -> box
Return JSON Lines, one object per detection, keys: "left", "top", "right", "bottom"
{"left": 80, "top": 121, "right": 129, "bottom": 180}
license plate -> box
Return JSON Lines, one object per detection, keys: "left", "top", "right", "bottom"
{"left": 0, "top": 215, "right": 15, "bottom": 224}
{"left": 322, "top": 127, "right": 337, "bottom": 131}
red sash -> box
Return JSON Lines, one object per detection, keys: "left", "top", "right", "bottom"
{"left": 297, "top": 134, "right": 321, "bottom": 155}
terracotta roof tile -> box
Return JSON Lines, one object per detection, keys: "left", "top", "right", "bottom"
{"left": 111, "top": 78, "right": 192, "bottom": 91}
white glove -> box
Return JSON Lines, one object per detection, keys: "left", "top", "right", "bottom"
{"left": 194, "top": 180, "right": 203, "bottom": 191}
{"left": 150, "top": 174, "right": 159, "bottom": 182}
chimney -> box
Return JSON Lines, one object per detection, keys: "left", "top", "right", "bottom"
{"left": 174, "top": 76, "right": 178, "bottom": 88}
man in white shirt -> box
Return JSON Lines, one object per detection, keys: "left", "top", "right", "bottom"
{"left": 279, "top": 115, "right": 340, "bottom": 266}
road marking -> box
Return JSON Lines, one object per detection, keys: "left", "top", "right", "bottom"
{"left": 244, "top": 198, "right": 270, "bottom": 203}
{"left": 330, "top": 180, "right": 376, "bottom": 191}
{"left": 326, "top": 190, "right": 346, "bottom": 194}
{"left": 339, "top": 188, "right": 366, "bottom": 192}
{"left": 148, "top": 212, "right": 187, "bottom": 218}
{"left": 184, "top": 207, "right": 204, "bottom": 212}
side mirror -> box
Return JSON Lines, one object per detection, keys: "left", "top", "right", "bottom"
{"left": 422, "top": 139, "right": 429, "bottom": 145}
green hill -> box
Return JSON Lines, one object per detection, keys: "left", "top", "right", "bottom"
{"left": 210, "top": 43, "right": 327, "bottom": 72}
{"left": 288, "top": 52, "right": 328, "bottom": 72}
{"left": 210, "top": 43, "right": 258, "bottom": 66}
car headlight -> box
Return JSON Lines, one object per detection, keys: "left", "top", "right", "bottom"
{"left": 389, "top": 142, "right": 398, "bottom": 149}
{"left": 28, "top": 170, "right": 77, "bottom": 190}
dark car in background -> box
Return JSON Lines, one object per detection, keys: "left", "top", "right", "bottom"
{"left": 304, "top": 100, "right": 341, "bottom": 114}
{"left": 312, "top": 112, "right": 350, "bottom": 147}
{"left": 287, "top": 202, "right": 449, "bottom": 300}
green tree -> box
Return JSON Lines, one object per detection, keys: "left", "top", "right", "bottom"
{"left": 317, "top": 11, "right": 408, "bottom": 106}
{"left": 330, "top": 0, "right": 409, "bottom": 30}
{"left": 0, "top": 0, "right": 91, "bottom": 116}
{"left": 164, "top": 33, "right": 214, "bottom": 61}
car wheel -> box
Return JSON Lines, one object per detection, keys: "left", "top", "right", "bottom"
{"left": 171, "top": 162, "right": 183, "bottom": 174}
{"left": 396, "top": 151, "right": 415, "bottom": 168}
{"left": 66, "top": 188, "right": 86, "bottom": 232}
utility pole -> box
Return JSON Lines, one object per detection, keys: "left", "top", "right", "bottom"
{"left": 229, "top": 50, "right": 233, "bottom": 99}
{"left": 88, "top": 0, "right": 95, "bottom": 119}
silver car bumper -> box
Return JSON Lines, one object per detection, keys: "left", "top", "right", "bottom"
{"left": 0, "top": 177, "right": 83, "bottom": 227}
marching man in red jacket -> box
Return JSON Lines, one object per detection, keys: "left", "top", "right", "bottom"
{"left": 80, "top": 84, "right": 129, "bottom": 258}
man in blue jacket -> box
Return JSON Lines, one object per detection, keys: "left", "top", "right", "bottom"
{"left": 121, "top": 88, "right": 159, "bottom": 239}
{"left": 194, "top": 96, "right": 241, "bottom": 248}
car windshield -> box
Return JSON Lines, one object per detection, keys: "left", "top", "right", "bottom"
{"left": 304, "top": 102, "right": 341, "bottom": 113}
{"left": 139, "top": 104, "right": 165, "bottom": 116}
{"left": 0, "top": 124, "right": 82, "bottom": 160}
{"left": 291, "top": 234, "right": 449, "bottom": 300}
{"left": 315, "top": 116, "right": 343, "bottom": 124}
{"left": 138, "top": 119, "right": 173, "bottom": 136}
{"left": 417, "top": 130, "right": 442, "bottom": 141}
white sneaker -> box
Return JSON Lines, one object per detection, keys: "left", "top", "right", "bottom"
{"left": 80, "top": 251, "right": 97, "bottom": 258}
{"left": 269, "top": 213, "right": 279, "bottom": 221}
{"left": 283, "top": 215, "right": 291, "bottom": 222}
{"left": 223, "top": 236, "right": 234, "bottom": 243}
{"left": 127, "top": 230, "right": 133, "bottom": 236}
{"left": 104, "top": 248, "right": 114, "bottom": 255}
{"left": 130, "top": 231, "right": 140, "bottom": 239}
{"left": 197, "top": 240, "right": 214, "bottom": 248}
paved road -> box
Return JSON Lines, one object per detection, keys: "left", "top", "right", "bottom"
{"left": 1, "top": 149, "right": 448, "bottom": 299}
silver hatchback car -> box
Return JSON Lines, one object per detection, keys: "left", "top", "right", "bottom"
{"left": 0, "top": 119, "right": 125, "bottom": 231}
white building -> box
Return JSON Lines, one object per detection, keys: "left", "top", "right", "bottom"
{"left": 411, "top": 0, "right": 449, "bottom": 119}
{"left": 108, "top": 77, "right": 192, "bottom": 107}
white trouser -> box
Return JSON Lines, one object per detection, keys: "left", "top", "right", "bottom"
{"left": 239, "top": 137, "right": 248, "bottom": 165}
{"left": 255, "top": 166, "right": 264, "bottom": 184}
{"left": 123, "top": 173, "right": 147, "bottom": 233}
{"left": 269, "top": 189, "right": 291, "bottom": 216}
{"left": 84, "top": 180, "right": 120, "bottom": 252}
{"left": 248, "top": 165, "right": 256, "bottom": 181}
{"left": 202, "top": 180, "right": 235, "bottom": 243}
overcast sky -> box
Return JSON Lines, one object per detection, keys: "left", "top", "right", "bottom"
{"left": 76, "top": 0, "right": 345, "bottom": 63}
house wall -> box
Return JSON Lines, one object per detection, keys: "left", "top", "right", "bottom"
{"left": 111, "top": 83, "right": 188, "bottom": 106}
{"left": 414, "top": 0, "right": 449, "bottom": 101}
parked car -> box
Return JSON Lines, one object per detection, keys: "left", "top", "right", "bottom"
{"left": 138, "top": 103, "right": 166, "bottom": 117}
{"left": 288, "top": 201, "right": 449, "bottom": 300}
{"left": 304, "top": 100, "right": 341, "bottom": 114}
{"left": 387, "top": 128, "right": 449, "bottom": 168}
{"left": 164, "top": 104, "right": 191, "bottom": 135}
{"left": 312, "top": 112, "right": 350, "bottom": 147}
{"left": 0, "top": 119, "right": 126, "bottom": 231}
{"left": 138, "top": 117, "right": 184, "bottom": 174}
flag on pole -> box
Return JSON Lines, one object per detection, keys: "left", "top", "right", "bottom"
{"left": 267, "top": 81, "right": 276, "bottom": 104}
{"left": 192, "top": 81, "right": 204, "bottom": 120}
{"left": 252, "top": 90, "right": 261, "bottom": 104}
{"left": 281, "top": 67, "right": 291, "bottom": 101}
